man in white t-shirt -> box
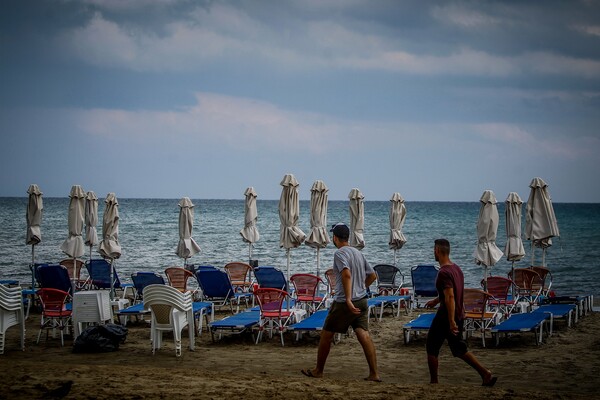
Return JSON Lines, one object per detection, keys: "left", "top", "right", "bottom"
{"left": 301, "top": 223, "right": 381, "bottom": 382}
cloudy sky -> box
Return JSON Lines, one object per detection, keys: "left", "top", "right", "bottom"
{"left": 1, "top": 0, "right": 599, "bottom": 202}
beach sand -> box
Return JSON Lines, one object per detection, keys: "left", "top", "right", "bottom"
{"left": 1, "top": 304, "right": 599, "bottom": 400}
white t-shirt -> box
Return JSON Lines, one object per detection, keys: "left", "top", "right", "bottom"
{"left": 332, "top": 245, "right": 374, "bottom": 302}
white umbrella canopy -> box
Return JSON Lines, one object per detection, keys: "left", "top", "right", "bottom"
{"left": 348, "top": 188, "right": 365, "bottom": 250}
{"left": 389, "top": 192, "right": 407, "bottom": 266}
{"left": 26, "top": 184, "right": 43, "bottom": 289}
{"left": 473, "top": 190, "right": 503, "bottom": 286}
{"left": 505, "top": 192, "right": 525, "bottom": 263}
{"left": 279, "top": 174, "right": 306, "bottom": 286}
{"left": 305, "top": 180, "right": 330, "bottom": 277}
{"left": 60, "top": 185, "right": 86, "bottom": 260}
{"left": 84, "top": 191, "right": 99, "bottom": 261}
{"left": 240, "top": 187, "right": 260, "bottom": 261}
{"left": 176, "top": 197, "right": 201, "bottom": 265}
{"left": 525, "top": 177, "right": 560, "bottom": 267}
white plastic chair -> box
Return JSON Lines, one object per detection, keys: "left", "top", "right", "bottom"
{"left": 143, "top": 284, "right": 195, "bottom": 357}
{"left": 0, "top": 285, "right": 25, "bottom": 354}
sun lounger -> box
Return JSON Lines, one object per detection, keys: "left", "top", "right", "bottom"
{"left": 116, "top": 301, "right": 212, "bottom": 334}
{"left": 208, "top": 310, "right": 260, "bottom": 342}
{"left": 402, "top": 312, "right": 435, "bottom": 344}
{"left": 287, "top": 309, "right": 329, "bottom": 340}
{"left": 491, "top": 312, "right": 551, "bottom": 346}
{"left": 532, "top": 304, "right": 577, "bottom": 331}
{"left": 543, "top": 294, "right": 593, "bottom": 317}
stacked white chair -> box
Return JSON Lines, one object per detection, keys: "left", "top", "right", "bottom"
{"left": 0, "top": 285, "right": 25, "bottom": 354}
{"left": 143, "top": 284, "right": 194, "bottom": 357}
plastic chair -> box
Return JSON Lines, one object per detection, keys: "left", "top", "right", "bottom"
{"left": 410, "top": 264, "right": 439, "bottom": 308}
{"left": 253, "top": 288, "right": 292, "bottom": 346}
{"left": 0, "top": 285, "right": 25, "bottom": 354}
{"left": 373, "top": 264, "right": 403, "bottom": 295}
{"left": 224, "top": 262, "right": 253, "bottom": 292}
{"left": 290, "top": 273, "right": 325, "bottom": 314}
{"left": 463, "top": 288, "right": 497, "bottom": 347}
{"left": 324, "top": 268, "right": 336, "bottom": 298}
{"left": 509, "top": 268, "right": 542, "bottom": 308}
{"left": 143, "top": 284, "right": 195, "bottom": 357}
{"left": 36, "top": 288, "right": 72, "bottom": 347}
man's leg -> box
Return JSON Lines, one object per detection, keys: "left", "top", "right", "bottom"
{"left": 459, "top": 352, "right": 495, "bottom": 385}
{"left": 354, "top": 328, "right": 380, "bottom": 381}
{"left": 427, "top": 354, "right": 439, "bottom": 383}
{"left": 305, "top": 329, "right": 335, "bottom": 378}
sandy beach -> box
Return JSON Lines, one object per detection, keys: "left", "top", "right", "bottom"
{"left": 1, "top": 301, "right": 599, "bottom": 400}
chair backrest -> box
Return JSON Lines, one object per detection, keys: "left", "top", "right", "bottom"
{"left": 290, "top": 274, "right": 322, "bottom": 299}
{"left": 463, "top": 288, "right": 491, "bottom": 316}
{"left": 509, "top": 268, "right": 539, "bottom": 292}
{"left": 164, "top": 267, "right": 195, "bottom": 292}
{"left": 411, "top": 265, "right": 439, "bottom": 297}
{"left": 224, "top": 262, "right": 253, "bottom": 289}
{"left": 131, "top": 272, "right": 165, "bottom": 301}
{"left": 530, "top": 266, "right": 552, "bottom": 293}
{"left": 253, "top": 266, "right": 287, "bottom": 290}
{"left": 373, "top": 264, "right": 403, "bottom": 291}
{"left": 36, "top": 264, "right": 72, "bottom": 294}
{"left": 37, "top": 288, "right": 71, "bottom": 316}
{"left": 253, "top": 288, "right": 288, "bottom": 316}
{"left": 86, "top": 259, "right": 121, "bottom": 289}
{"left": 483, "top": 276, "right": 513, "bottom": 301}
{"left": 59, "top": 259, "right": 85, "bottom": 280}
{"left": 195, "top": 268, "right": 235, "bottom": 300}
{"left": 0, "top": 285, "right": 23, "bottom": 312}
{"left": 324, "top": 268, "right": 336, "bottom": 296}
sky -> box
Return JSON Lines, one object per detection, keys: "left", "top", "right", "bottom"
{"left": 1, "top": 0, "right": 599, "bottom": 202}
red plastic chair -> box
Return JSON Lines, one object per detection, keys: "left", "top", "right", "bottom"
{"left": 36, "top": 288, "right": 72, "bottom": 346}
{"left": 509, "top": 268, "right": 542, "bottom": 307}
{"left": 482, "top": 276, "right": 516, "bottom": 318}
{"left": 253, "top": 288, "right": 292, "bottom": 346}
{"left": 290, "top": 273, "right": 324, "bottom": 314}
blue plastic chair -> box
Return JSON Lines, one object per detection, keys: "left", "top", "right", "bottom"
{"left": 410, "top": 264, "right": 439, "bottom": 308}
{"left": 253, "top": 266, "right": 288, "bottom": 291}
{"left": 195, "top": 268, "right": 252, "bottom": 313}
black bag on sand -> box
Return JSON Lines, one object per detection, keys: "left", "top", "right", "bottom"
{"left": 73, "top": 323, "right": 128, "bottom": 353}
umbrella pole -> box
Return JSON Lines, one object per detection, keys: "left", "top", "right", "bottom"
{"left": 483, "top": 266, "right": 488, "bottom": 291}
{"left": 31, "top": 245, "right": 35, "bottom": 290}
{"left": 316, "top": 248, "right": 320, "bottom": 278}
{"left": 286, "top": 248, "right": 291, "bottom": 311}
{"left": 394, "top": 249, "right": 397, "bottom": 267}
{"left": 110, "top": 258, "right": 115, "bottom": 301}
{"left": 72, "top": 256, "right": 77, "bottom": 294}
{"left": 511, "top": 261, "right": 515, "bottom": 299}
{"left": 542, "top": 248, "right": 546, "bottom": 267}
{"left": 249, "top": 243, "right": 252, "bottom": 264}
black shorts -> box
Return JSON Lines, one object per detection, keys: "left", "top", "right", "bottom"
{"left": 426, "top": 312, "right": 468, "bottom": 357}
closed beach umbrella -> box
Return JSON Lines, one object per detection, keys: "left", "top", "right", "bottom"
{"left": 240, "top": 187, "right": 260, "bottom": 262}
{"left": 26, "top": 184, "right": 43, "bottom": 289}
{"left": 473, "top": 190, "right": 503, "bottom": 288}
{"left": 525, "top": 177, "right": 559, "bottom": 267}
{"left": 176, "top": 197, "right": 201, "bottom": 266}
{"left": 99, "top": 193, "right": 122, "bottom": 299}
{"left": 505, "top": 192, "right": 525, "bottom": 263}
{"left": 60, "top": 185, "right": 86, "bottom": 290}
{"left": 389, "top": 192, "right": 407, "bottom": 267}
{"left": 348, "top": 188, "right": 365, "bottom": 250}
{"left": 305, "top": 180, "right": 330, "bottom": 277}
{"left": 279, "top": 174, "right": 306, "bottom": 286}
{"left": 84, "top": 191, "right": 99, "bottom": 261}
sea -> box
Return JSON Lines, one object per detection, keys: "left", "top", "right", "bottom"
{"left": 1, "top": 197, "right": 599, "bottom": 298}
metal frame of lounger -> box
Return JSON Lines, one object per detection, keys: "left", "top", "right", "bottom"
{"left": 402, "top": 312, "right": 435, "bottom": 344}
{"left": 208, "top": 310, "right": 260, "bottom": 342}
{"left": 544, "top": 295, "right": 593, "bottom": 317}
{"left": 490, "top": 312, "right": 552, "bottom": 346}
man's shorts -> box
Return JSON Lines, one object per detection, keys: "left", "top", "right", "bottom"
{"left": 425, "top": 312, "right": 468, "bottom": 357}
{"left": 323, "top": 297, "right": 369, "bottom": 334}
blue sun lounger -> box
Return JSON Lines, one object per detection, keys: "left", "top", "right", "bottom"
{"left": 288, "top": 309, "right": 329, "bottom": 340}
{"left": 532, "top": 303, "right": 578, "bottom": 331}
{"left": 209, "top": 310, "right": 260, "bottom": 342}
{"left": 116, "top": 301, "right": 213, "bottom": 334}
{"left": 491, "top": 312, "right": 551, "bottom": 346}
{"left": 368, "top": 295, "right": 412, "bottom": 320}
{"left": 402, "top": 312, "right": 435, "bottom": 344}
